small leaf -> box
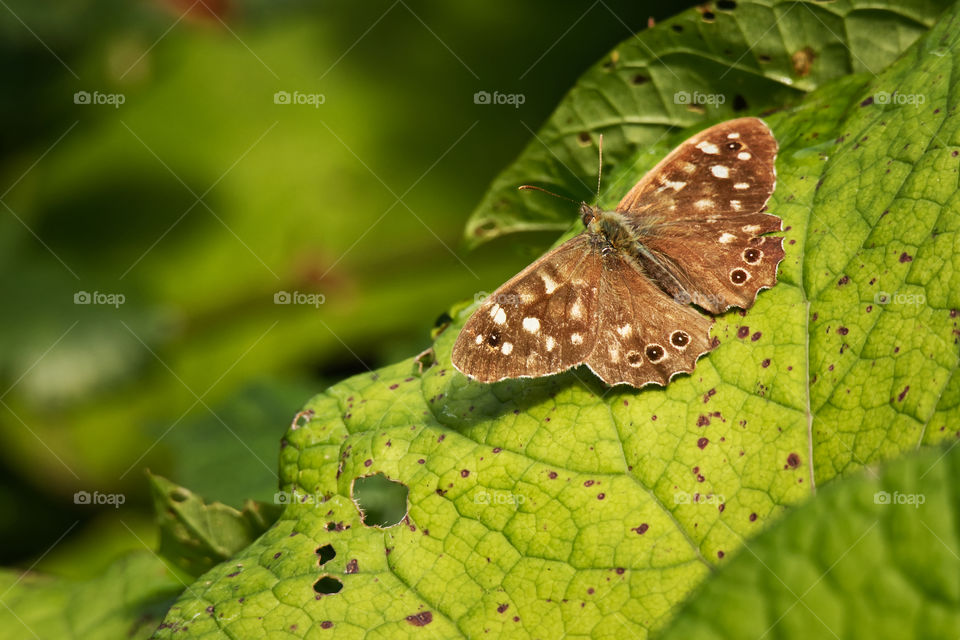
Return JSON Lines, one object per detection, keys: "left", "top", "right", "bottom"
{"left": 149, "top": 472, "right": 282, "bottom": 577}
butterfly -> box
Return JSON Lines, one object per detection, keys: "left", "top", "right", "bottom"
{"left": 451, "top": 117, "right": 784, "bottom": 388}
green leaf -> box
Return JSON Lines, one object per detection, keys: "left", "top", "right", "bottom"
{"left": 156, "top": 1, "right": 960, "bottom": 637}
{"left": 0, "top": 552, "right": 183, "bottom": 640}
{"left": 464, "top": 0, "right": 952, "bottom": 247}
{"left": 149, "top": 473, "right": 282, "bottom": 578}
{"left": 654, "top": 444, "right": 960, "bottom": 640}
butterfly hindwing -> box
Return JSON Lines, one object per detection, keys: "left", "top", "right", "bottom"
{"left": 452, "top": 235, "right": 601, "bottom": 383}
{"left": 584, "top": 252, "right": 713, "bottom": 387}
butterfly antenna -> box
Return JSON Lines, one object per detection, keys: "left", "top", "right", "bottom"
{"left": 596, "top": 133, "right": 603, "bottom": 199}
{"left": 517, "top": 184, "right": 579, "bottom": 205}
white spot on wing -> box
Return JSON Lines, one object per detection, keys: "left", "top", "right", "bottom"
{"left": 727, "top": 132, "right": 740, "bottom": 139}
{"left": 711, "top": 165, "right": 730, "bottom": 179}
{"left": 493, "top": 307, "right": 507, "bottom": 325}
{"left": 570, "top": 300, "right": 583, "bottom": 319}
{"left": 571, "top": 333, "right": 583, "bottom": 345}
{"left": 742, "top": 224, "right": 761, "bottom": 234}
{"left": 501, "top": 342, "right": 513, "bottom": 355}
{"left": 696, "top": 141, "right": 720, "bottom": 154}
{"left": 488, "top": 304, "right": 501, "bottom": 319}
{"left": 617, "top": 324, "right": 632, "bottom": 337}
{"left": 661, "top": 179, "right": 687, "bottom": 191}
{"left": 694, "top": 199, "right": 714, "bottom": 210}
{"left": 730, "top": 199, "right": 742, "bottom": 211}
{"left": 522, "top": 317, "right": 540, "bottom": 333}
{"left": 682, "top": 161, "right": 697, "bottom": 174}
{"left": 546, "top": 336, "right": 556, "bottom": 351}
{"left": 734, "top": 182, "right": 750, "bottom": 190}
{"left": 738, "top": 151, "right": 751, "bottom": 160}
{"left": 475, "top": 334, "right": 483, "bottom": 345}
{"left": 541, "top": 273, "right": 558, "bottom": 294}
{"left": 719, "top": 232, "right": 736, "bottom": 244}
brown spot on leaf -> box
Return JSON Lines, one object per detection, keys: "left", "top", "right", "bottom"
{"left": 786, "top": 453, "right": 801, "bottom": 469}
{"left": 406, "top": 612, "right": 433, "bottom": 627}
{"left": 697, "top": 437, "right": 709, "bottom": 450}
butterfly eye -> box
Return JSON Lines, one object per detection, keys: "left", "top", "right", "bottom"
{"left": 730, "top": 268, "right": 750, "bottom": 284}
{"left": 626, "top": 351, "right": 643, "bottom": 367}
{"left": 726, "top": 141, "right": 741, "bottom": 151}
{"left": 670, "top": 331, "right": 690, "bottom": 348}
{"left": 645, "top": 344, "right": 665, "bottom": 362}
{"left": 743, "top": 248, "right": 762, "bottom": 264}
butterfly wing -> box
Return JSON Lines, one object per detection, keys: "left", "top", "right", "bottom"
{"left": 452, "top": 234, "right": 601, "bottom": 383}
{"left": 617, "top": 117, "right": 783, "bottom": 313}
{"left": 584, "top": 252, "right": 714, "bottom": 387}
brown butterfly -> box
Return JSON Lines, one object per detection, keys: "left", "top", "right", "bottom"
{"left": 452, "top": 117, "right": 783, "bottom": 388}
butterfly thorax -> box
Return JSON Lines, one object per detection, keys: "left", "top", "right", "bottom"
{"left": 580, "top": 204, "right": 643, "bottom": 256}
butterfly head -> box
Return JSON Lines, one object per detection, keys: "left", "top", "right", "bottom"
{"left": 579, "top": 203, "right": 601, "bottom": 228}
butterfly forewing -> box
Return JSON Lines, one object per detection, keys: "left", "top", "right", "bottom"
{"left": 584, "top": 253, "right": 713, "bottom": 387}
{"left": 616, "top": 117, "right": 777, "bottom": 220}
{"left": 452, "top": 235, "right": 601, "bottom": 383}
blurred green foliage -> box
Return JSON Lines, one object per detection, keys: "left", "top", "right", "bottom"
{"left": 0, "top": 0, "right": 696, "bottom": 573}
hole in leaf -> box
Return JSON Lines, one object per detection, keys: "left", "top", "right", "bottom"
{"left": 352, "top": 473, "right": 408, "bottom": 528}
{"left": 316, "top": 544, "right": 335, "bottom": 565}
{"left": 313, "top": 576, "right": 343, "bottom": 595}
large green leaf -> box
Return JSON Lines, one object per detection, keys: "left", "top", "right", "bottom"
{"left": 464, "top": 0, "right": 952, "bottom": 247}
{"left": 154, "top": 1, "right": 960, "bottom": 637}
{"left": 0, "top": 552, "right": 183, "bottom": 640}
{"left": 655, "top": 444, "right": 960, "bottom": 640}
